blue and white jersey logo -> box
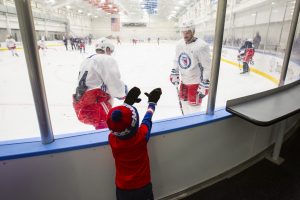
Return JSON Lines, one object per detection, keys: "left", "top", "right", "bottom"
{"left": 178, "top": 52, "right": 191, "bottom": 69}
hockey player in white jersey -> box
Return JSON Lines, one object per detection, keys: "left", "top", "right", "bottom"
{"left": 6, "top": 35, "right": 18, "bottom": 57}
{"left": 37, "top": 38, "right": 47, "bottom": 55}
{"left": 73, "top": 37, "right": 127, "bottom": 129}
{"left": 170, "top": 21, "right": 211, "bottom": 114}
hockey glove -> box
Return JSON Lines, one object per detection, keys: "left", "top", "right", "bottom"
{"left": 124, "top": 86, "right": 142, "bottom": 105}
{"left": 144, "top": 88, "right": 162, "bottom": 104}
{"left": 170, "top": 69, "right": 180, "bottom": 85}
{"left": 198, "top": 80, "right": 210, "bottom": 99}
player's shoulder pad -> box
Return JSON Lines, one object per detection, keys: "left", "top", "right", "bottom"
{"left": 176, "top": 39, "right": 186, "bottom": 46}
{"left": 195, "top": 38, "right": 208, "bottom": 47}
{"left": 94, "top": 54, "right": 117, "bottom": 65}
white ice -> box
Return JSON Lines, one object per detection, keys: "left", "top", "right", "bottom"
{"left": 0, "top": 41, "right": 276, "bottom": 141}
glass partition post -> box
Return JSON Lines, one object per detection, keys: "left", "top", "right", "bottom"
{"left": 43, "top": 7, "right": 48, "bottom": 39}
{"left": 279, "top": 0, "right": 300, "bottom": 86}
{"left": 278, "top": 1, "right": 289, "bottom": 51}
{"left": 14, "top": 0, "right": 54, "bottom": 144}
{"left": 264, "top": 4, "right": 273, "bottom": 54}
{"left": 227, "top": 0, "right": 235, "bottom": 47}
{"left": 206, "top": 0, "right": 227, "bottom": 115}
{"left": 253, "top": 11, "right": 258, "bottom": 36}
{"left": 3, "top": 0, "right": 11, "bottom": 35}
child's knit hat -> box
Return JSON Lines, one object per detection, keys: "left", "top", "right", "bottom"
{"left": 106, "top": 104, "right": 139, "bottom": 139}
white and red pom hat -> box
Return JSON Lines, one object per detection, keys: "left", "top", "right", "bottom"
{"left": 106, "top": 104, "right": 139, "bottom": 139}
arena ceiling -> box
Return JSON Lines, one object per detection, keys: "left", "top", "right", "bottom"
{"left": 38, "top": 0, "right": 194, "bottom": 20}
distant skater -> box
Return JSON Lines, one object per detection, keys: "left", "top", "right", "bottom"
{"left": 238, "top": 39, "right": 255, "bottom": 74}
{"left": 6, "top": 35, "right": 18, "bottom": 57}
{"left": 37, "top": 38, "right": 47, "bottom": 55}
{"left": 132, "top": 39, "right": 137, "bottom": 45}
{"left": 79, "top": 39, "right": 85, "bottom": 53}
{"left": 116, "top": 36, "right": 121, "bottom": 45}
{"left": 63, "top": 36, "right": 68, "bottom": 50}
{"left": 70, "top": 37, "right": 76, "bottom": 50}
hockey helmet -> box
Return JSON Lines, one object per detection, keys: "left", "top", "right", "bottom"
{"left": 180, "top": 20, "right": 195, "bottom": 33}
{"left": 95, "top": 37, "right": 115, "bottom": 53}
{"left": 246, "top": 38, "right": 253, "bottom": 43}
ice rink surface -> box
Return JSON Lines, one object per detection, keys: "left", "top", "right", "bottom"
{"left": 0, "top": 41, "right": 276, "bottom": 141}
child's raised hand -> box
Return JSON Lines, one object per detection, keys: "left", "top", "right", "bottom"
{"left": 124, "top": 87, "right": 142, "bottom": 105}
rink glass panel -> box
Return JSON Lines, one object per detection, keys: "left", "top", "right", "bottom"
{"left": 287, "top": 14, "right": 300, "bottom": 83}
{"left": 0, "top": 1, "right": 40, "bottom": 142}
{"left": 1, "top": 0, "right": 299, "bottom": 141}
{"left": 220, "top": 0, "right": 297, "bottom": 105}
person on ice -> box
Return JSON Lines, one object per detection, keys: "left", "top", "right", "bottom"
{"left": 63, "top": 36, "right": 68, "bottom": 51}
{"left": 6, "top": 35, "right": 18, "bottom": 57}
{"left": 107, "top": 87, "right": 162, "bottom": 200}
{"left": 79, "top": 39, "right": 86, "bottom": 53}
{"left": 37, "top": 38, "right": 47, "bottom": 55}
{"left": 170, "top": 20, "right": 212, "bottom": 114}
{"left": 73, "top": 37, "right": 127, "bottom": 129}
{"left": 238, "top": 38, "right": 255, "bottom": 74}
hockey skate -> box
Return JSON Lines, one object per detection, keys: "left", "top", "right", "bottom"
{"left": 240, "top": 70, "right": 249, "bottom": 74}
{"left": 240, "top": 62, "right": 249, "bottom": 74}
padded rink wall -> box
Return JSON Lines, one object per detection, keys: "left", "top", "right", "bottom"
{"left": 0, "top": 45, "right": 300, "bottom": 200}
{"left": 0, "top": 112, "right": 299, "bottom": 200}
{"left": 0, "top": 40, "right": 64, "bottom": 51}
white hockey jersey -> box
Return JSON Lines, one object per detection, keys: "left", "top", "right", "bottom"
{"left": 77, "top": 54, "right": 126, "bottom": 98}
{"left": 173, "top": 38, "right": 211, "bottom": 84}
{"left": 37, "top": 40, "right": 46, "bottom": 49}
{"left": 6, "top": 38, "right": 16, "bottom": 48}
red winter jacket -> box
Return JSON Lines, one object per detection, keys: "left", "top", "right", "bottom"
{"left": 109, "top": 104, "right": 155, "bottom": 190}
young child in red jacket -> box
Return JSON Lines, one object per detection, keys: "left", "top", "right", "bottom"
{"left": 107, "top": 87, "right": 162, "bottom": 200}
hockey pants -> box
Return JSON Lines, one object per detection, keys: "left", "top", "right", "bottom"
{"left": 243, "top": 62, "right": 249, "bottom": 73}
{"left": 73, "top": 89, "right": 112, "bottom": 129}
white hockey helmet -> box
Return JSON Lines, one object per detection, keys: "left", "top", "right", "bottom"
{"left": 95, "top": 37, "right": 115, "bottom": 53}
{"left": 180, "top": 20, "right": 195, "bottom": 33}
{"left": 246, "top": 38, "right": 253, "bottom": 43}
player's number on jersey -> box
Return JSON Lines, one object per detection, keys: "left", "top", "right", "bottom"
{"left": 78, "top": 71, "right": 88, "bottom": 87}
{"left": 74, "top": 71, "right": 88, "bottom": 101}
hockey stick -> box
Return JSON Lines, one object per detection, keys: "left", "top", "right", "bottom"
{"left": 175, "top": 84, "right": 184, "bottom": 116}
